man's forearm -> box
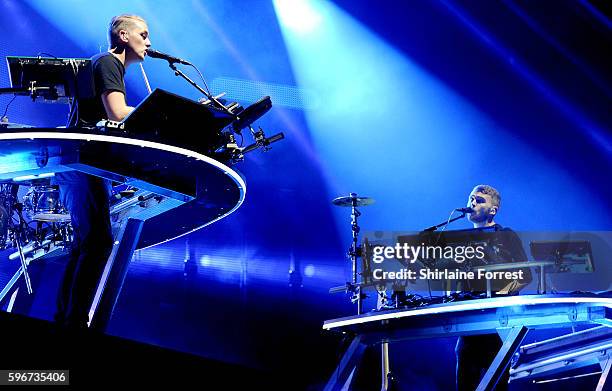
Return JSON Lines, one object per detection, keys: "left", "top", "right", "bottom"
{"left": 109, "top": 106, "right": 134, "bottom": 122}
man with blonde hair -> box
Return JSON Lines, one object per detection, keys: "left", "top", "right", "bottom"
{"left": 108, "top": 14, "right": 146, "bottom": 47}
{"left": 75, "top": 14, "right": 151, "bottom": 126}
{"left": 466, "top": 184, "right": 501, "bottom": 228}
{"left": 455, "top": 184, "right": 531, "bottom": 390}
{"left": 55, "top": 14, "right": 151, "bottom": 328}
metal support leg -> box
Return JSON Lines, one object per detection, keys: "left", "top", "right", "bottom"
{"left": 0, "top": 240, "right": 36, "bottom": 305}
{"left": 324, "top": 336, "right": 367, "bottom": 391}
{"left": 0, "top": 267, "right": 26, "bottom": 304}
{"left": 597, "top": 356, "right": 611, "bottom": 391}
{"left": 381, "top": 341, "right": 391, "bottom": 391}
{"left": 15, "top": 237, "right": 32, "bottom": 294}
{"left": 0, "top": 237, "right": 65, "bottom": 305}
{"left": 88, "top": 218, "right": 144, "bottom": 331}
{"left": 476, "top": 326, "right": 529, "bottom": 391}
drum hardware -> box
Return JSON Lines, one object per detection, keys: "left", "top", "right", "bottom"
{"left": 31, "top": 213, "right": 71, "bottom": 223}
{"left": 0, "top": 205, "right": 8, "bottom": 249}
{"left": 0, "top": 215, "right": 71, "bottom": 304}
{"left": 331, "top": 193, "right": 375, "bottom": 315}
{"left": 22, "top": 184, "right": 69, "bottom": 222}
{"left": 0, "top": 183, "right": 18, "bottom": 249}
{"left": 0, "top": 182, "right": 74, "bottom": 303}
{"left": 331, "top": 193, "right": 398, "bottom": 391}
{"left": 331, "top": 195, "right": 375, "bottom": 208}
{"left": 9, "top": 202, "right": 34, "bottom": 294}
{"left": 7, "top": 222, "right": 72, "bottom": 261}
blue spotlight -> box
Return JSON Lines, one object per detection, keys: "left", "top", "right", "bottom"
{"left": 273, "top": 0, "right": 322, "bottom": 34}
{"left": 274, "top": 0, "right": 612, "bottom": 233}
{"left": 303, "top": 264, "right": 315, "bottom": 277}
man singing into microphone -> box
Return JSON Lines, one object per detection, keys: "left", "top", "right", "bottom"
{"left": 455, "top": 184, "right": 532, "bottom": 391}
{"left": 54, "top": 14, "right": 151, "bottom": 328}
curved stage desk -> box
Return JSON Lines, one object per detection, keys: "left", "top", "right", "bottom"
{"left": 0, "top": 128, "right": 245, "bottom": 330}
{"left": 323, "top": 294, "right": 612, "bottom": 391}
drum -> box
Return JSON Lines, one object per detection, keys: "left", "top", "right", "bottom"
{"left": 22, "top": 185, "right": 70, "bottom": 221}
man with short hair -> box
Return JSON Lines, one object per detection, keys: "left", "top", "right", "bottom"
{"left": 55, "top": 14, "right": 151, "bottom": 328}
{"left": 76, "top": 14, "right": 151, "bottom": 126}
{"left": 455, "top": 184, "right": 531, "bottom": 390}
{"left": 466, "top": 184, "right": 500, "bottom": 228}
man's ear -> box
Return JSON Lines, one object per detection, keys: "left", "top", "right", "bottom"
{"left": 120, "top": 30, "right": 129, "bottom": 42}
{"left": 489, "top": 206, "right": 498, "bottom": 216}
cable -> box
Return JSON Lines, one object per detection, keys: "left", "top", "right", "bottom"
{"left": 1, "top": 95, "right": 17, "bottom": 122}
{"left": 436, "top": 209, "right": 456, "bottom": 244}
{"left": 188, "top": 63, "right": 212, "bottom": 95}
{"left": 37, "top": 52, "right": 58, "bottom": 59}
{"left": 66, "top": 58, "right": 80, "bottom": 127}
{"left": 67, "top": 97, "right": 79, "bottom": 127}
{"left": 170, "top": 62, "right": 233, "bottom": 116}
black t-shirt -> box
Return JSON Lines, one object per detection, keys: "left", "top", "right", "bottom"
{"left": 461, "top": 224, "right": 533, "bottom": 293}
{"left": 76, "top": 52, "right": 126, "bottom": 126}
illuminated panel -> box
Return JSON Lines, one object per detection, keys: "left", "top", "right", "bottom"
{"left": 323, "top": 295, "right": 612, "bottom": 330}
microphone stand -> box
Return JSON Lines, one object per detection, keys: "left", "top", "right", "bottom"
{"left": 164, "top": 60, "right": 285, "bottom": 158}
{"left": 166, "top": 62, "right": 235, "bottom": 117}
{"left": 422, "top": 212, "right": 467, "bottom": 232}
{"left": 420, "top": 211, "right": 467, "bottom": 301}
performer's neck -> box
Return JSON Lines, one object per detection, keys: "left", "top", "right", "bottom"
{"left": 108, "top": 48, "right": 128, "bottom": 67}
{"left": 473, "top": 220, "right": 496, "bottom": 229}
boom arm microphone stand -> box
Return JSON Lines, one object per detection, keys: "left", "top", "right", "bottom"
{"left": 165, "top": 62, "right": 235, "bottom": 117}
{"left": 153, "top": 55, "right": 285, "bottom": 159}
{"left": 422, "top": 212, "right": 467, "bottom": 232}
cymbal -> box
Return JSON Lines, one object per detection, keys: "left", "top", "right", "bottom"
{"left": 332, "top": 195, "right": 375, "bottom": 207}
{"left": 32, "top": 213, "right": 71, "bottom": 223}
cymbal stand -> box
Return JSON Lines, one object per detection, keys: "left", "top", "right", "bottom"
{"left": 347, "top": 193, "right": 364, "bottom": 315}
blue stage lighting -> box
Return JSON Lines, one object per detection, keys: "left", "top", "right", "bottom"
{"left": 273, "top": 0, "right": 322, "bottom": 34}
{"left": 0, "top": 152, "right": 40, "bottom": 175}
{"left": 274, "top": 0, "right": 612, "bottom": 233}
{"left": 303, "top": 264, "right": 315, "bottom": 277}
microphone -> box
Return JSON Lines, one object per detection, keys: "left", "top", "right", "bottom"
{"left": 146, "top": 49, "right": 191, "bottom": 65}
{"left": 455, "top": 207, "right": 473, "bottom": 213}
